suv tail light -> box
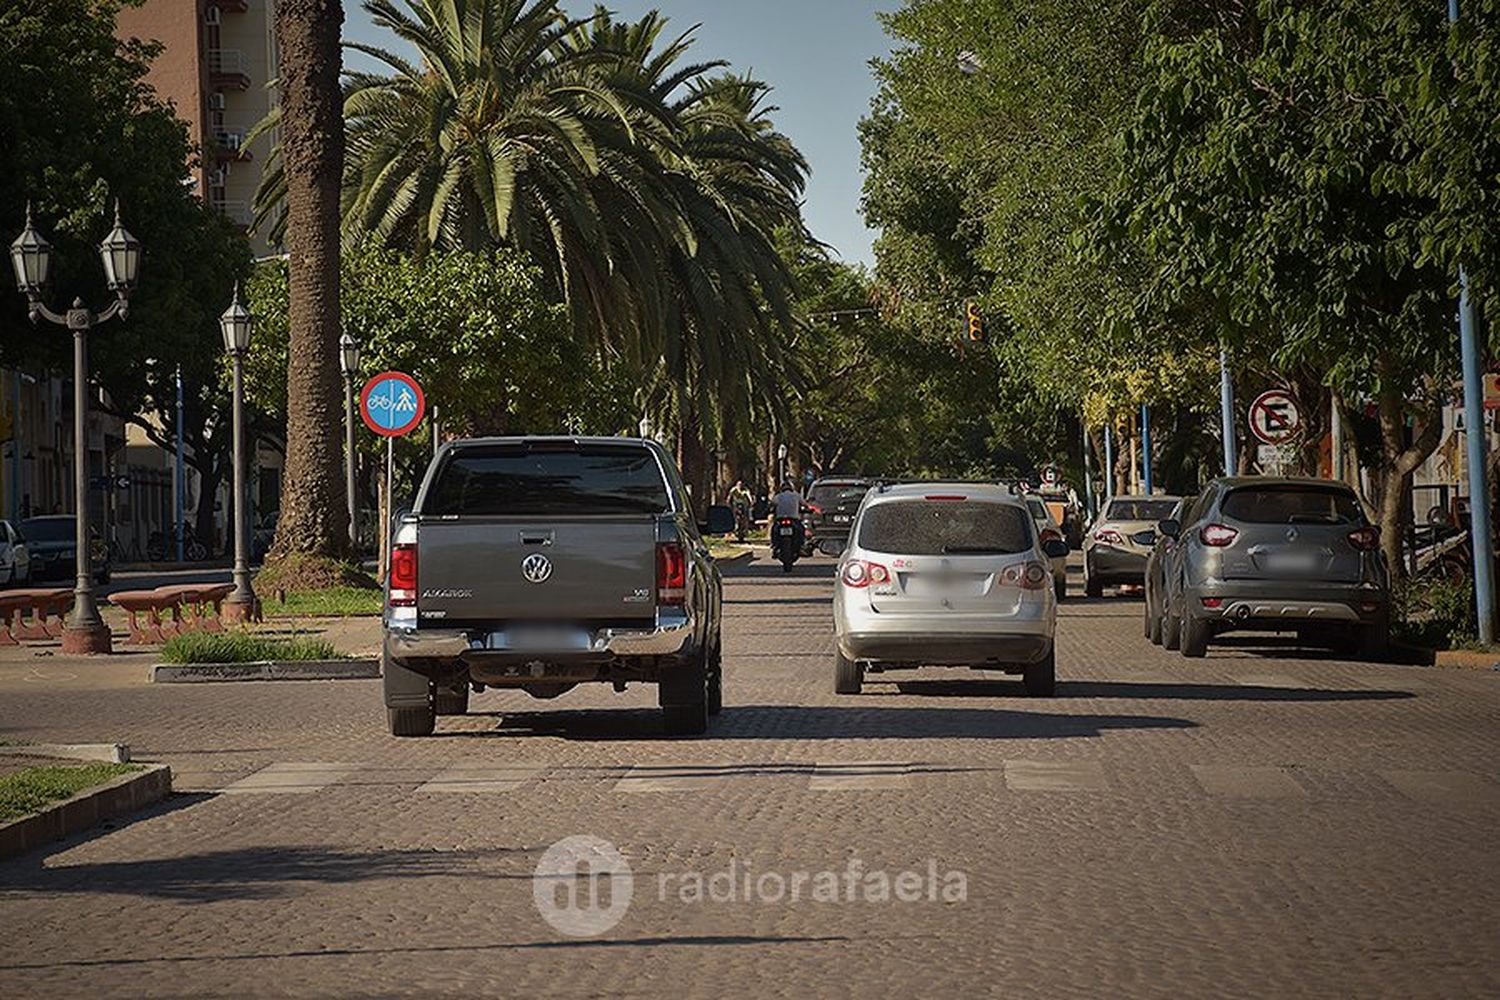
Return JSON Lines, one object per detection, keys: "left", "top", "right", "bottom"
{"left": 657, "top": 542, "right": 686, "bottom": 605}
{"left": 389, "top": 543, "right": 418, "bottom": 607}
{"left": 1347, "top": 526, "right": 1379, "bottom": 551}
{"left": 1039, "top": 527, "right": 1062, "bottom": 545}
{"left": 841, "top": 559, "right": 890, "bottom": 588}
{"left": 1000, "top": 561, "right": 1050, "bottom": 590}
{"left": 1199, "top": 523, "right": 1239, "bottom": 547}
{"left": 1094, "top": 528, "right": 1124, "bottom": 545}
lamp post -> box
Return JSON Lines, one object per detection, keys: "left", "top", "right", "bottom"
{"left": 219, "top": 285, "right": 257, "bottom": 622}
{"left": 339, "top": 330, "right": 361, "bottom": 551}
{"left": 10, "top": 202, "right": 139, "bottom": 654}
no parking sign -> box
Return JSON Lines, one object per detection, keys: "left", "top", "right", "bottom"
{"left": 1249, "top": 390, "right": 1301, "bottom": 445}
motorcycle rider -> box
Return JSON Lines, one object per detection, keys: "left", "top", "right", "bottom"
{"left": 770, "top": 480, "right": 806, "bottom": 568}
{"left": 728, "top": 479, "right": 754, "bottom": 540}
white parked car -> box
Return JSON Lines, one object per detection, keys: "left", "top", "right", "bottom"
{"left": 832, "top": 483, "right": 1068, "bottom": 696}
{"left": 1023, "top": 492, "right": 1069, "bottom": 600}
{"left": 0, "top": 520, "right": 31, "bottom": 586}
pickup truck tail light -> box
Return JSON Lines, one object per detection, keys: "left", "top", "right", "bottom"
{"left": 1199, "top": 523, "right": 1239, "bottom": 547}
{"left": 389, "top": 543, "right": 418, "bottom": 607}
{"left": 657, "top": 542, "right": 686, "bottom": 606}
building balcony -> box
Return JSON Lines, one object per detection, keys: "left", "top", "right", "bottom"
{"left": 210, "top": 127, "right": 251, "bottom": 162}
{"left": 208, "top": 48, "right": 251, "bottom": 91}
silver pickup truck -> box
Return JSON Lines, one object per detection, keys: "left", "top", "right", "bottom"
{"left": 381, "top": 436, "right": 734, "bottom": 737}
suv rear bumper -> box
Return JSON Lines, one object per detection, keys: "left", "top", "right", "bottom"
{"left": 1183, "top": 581, "right": 1387, "bottom": 626}
{"left": 385, "top": 613, "right": 697, "bottom": 671}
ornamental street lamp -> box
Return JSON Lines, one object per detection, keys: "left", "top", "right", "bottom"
{"left": 220, "top": 284, "right": 257, "bottom": 622}
{"left": 9, "top": 201, "right": 139, "bottom": 654}
{"left": 339, "top": 329, "right": 361, "bottom": 549}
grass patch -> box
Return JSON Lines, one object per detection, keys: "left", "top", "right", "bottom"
{"left": 0, "top": 763, "right": 141, "bottom": 822}
{"left": 160, "top": 631, "right": 343, "bottom": 664}
{"left": 262, "top": 587, "right": 383, "bottom": 617}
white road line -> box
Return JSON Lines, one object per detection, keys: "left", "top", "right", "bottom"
{"left": 809, "top": 762, "right": 911, "bottom": 791}
{"left": 1380, "top": 770, "right": 1500, "bottom": 804}
{"left": 220, "top": 762, "right": 358, "bottom": 795}
{"left": 418, "top": 763, "right": 544, "bottom": 793}
{"left": 1004, "top": 759, "right": 1108, "bottom": 793}
{"left": 1190, "top": 764, "right": 1307, "bottom": 799}
{"left": 615, "top": 766, "right": 719, "bottom": 793}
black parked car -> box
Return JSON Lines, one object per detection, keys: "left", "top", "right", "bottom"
{"left": 804, "top": 477, "right": 877, "bottom": 556}
{"left": 20, "top": 515, "right": 111, "bottom": 585}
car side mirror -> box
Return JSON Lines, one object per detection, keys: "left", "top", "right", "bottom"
{"left": 1131, "top": 529, "right": 1156, "bottom": 546}
{"left": 1042, "top": 538, "right": 1069, "bottom": 559}
{"left": 702, "top": 504, "right": 735, "bottom": 536}
{"left": 1157, "top": 518, "right": 1180, "bottom": 539}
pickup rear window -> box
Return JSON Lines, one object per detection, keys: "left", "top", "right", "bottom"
{"left": 1221, "top": 485, "right": 1362, "bottom": 525}
{"left": 857, "top": 501, "right": 1034, "bottom": 556}
{"left": 423, "top": 445, "right": 670, "bottom": 516}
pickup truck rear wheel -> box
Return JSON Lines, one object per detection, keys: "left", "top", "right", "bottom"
{"left": 707, "top": 645, "right": 724, "bottom": 716}
{"left": 434, "top": 685, "right": 469, "bottom": 716}
{"left": 388, "top": 706, "right": 435, "bottom": 737}
{"left": 660, "top": 656, "right": 709, "bottom": 736}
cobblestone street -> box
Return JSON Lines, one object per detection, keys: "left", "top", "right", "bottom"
{"left": 2, "top": 556, "right": 1498, "bottom": 998}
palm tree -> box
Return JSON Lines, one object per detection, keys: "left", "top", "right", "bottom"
{"left": 265, "top": 0, "right": 351, "bottom": 574}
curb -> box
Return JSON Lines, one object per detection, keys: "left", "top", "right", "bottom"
{"left": 149, "top": 658, "right": 380, "bottom": 683}
{"left": 1433, "top": 648, "right": 1500, "bottom": 672}
{"left": 5, "top": 743, "right": 130, "bottom": 764}
{"left": 0, "top": 764, "right": 171, "bottom": 861}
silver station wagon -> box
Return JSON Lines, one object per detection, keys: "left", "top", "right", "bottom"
{"left": 832, "top": 483, "right": 1069, "bottom": 697}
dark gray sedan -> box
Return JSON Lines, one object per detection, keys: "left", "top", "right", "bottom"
{"left": 1156, "top": 477, "right": 1390, "bottom": 659}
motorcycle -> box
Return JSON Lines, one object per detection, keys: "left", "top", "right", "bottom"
{"left": 772, "top": 517, "right": 803, "bottom": 573}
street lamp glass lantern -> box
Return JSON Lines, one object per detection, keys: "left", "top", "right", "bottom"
{"left": 339, "top": 330, "right": 361, "bottom": 377}
{"left": 9, "top": 207, "right": 51, "bottom": 293}
{"left": 98, "top": 203, "right": 141, "bottom": 292}
{"left": 219, "top": 284, "right": 253, "bottom": 353}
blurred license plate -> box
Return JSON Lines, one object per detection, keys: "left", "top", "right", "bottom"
{"left": 833, "top": 515, "right": 851, "bottom": 524}
{"left": 504, "top": 626, "right": 591, "bottom": 651}
{"left": 777, "top": 525, "right": 795, "bottom": 537}
{"left": 1261, "top": 551, "right": 1321, "bottom": 574}
{"left": 904, "top": 575, "right": 983, "bottom": 597}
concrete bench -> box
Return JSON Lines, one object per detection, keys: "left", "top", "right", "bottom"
{"left": 108, "top": 584, "right": 237, "bottom": 645}
{"left": 0, "top": 588, "right": 74, "bottom": 645}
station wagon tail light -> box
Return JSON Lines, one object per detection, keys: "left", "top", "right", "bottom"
{"left": 1094, "top": 528, "right": 1124, "bottom": 544}
{"left": 1000, "top": 561, "right": 1050, "bottom": 590}
{"left": 657, "top": 542, "right": 687, "bottom": 606}
{"left": 1199, "top": 523, "right": 1239, "bottom": 547}
{"left": 841, "top": 559, "right": 890, "bottom": 588}
{"left": 1347, "top": 527, "right": 1379, "bottom": 551}
{"left": 389, "top": 543, "right": 418, "bottom": 607}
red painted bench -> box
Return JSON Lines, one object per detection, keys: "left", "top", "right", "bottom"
{"left": 108, "top": 583, "right": 238, "bottom": 645}
{"left": 0, "top": 588, "right": 74, "bottom": 644}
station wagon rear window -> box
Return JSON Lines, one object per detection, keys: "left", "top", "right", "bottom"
{"left": 1221, "top": 485, "right": 1362, "bottom": 525}
{"left": 857, "top": 501, "right": 1034, "bottom": 556}
{"left": 423, "top": 445, "right": 670, "bottom": 516}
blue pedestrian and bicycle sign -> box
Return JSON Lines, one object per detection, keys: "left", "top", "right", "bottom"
{"left": 360, "top": 371, "right": 426, "bottom": 438}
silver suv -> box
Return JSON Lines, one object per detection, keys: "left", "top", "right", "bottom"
{"left": 832, "top": 483, "right": 1068, "bottom": 697}
{"left": 1157, "top": 477, "right": 1390, "bottom": 659}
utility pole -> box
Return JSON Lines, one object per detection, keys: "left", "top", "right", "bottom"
{"left": 1449, "top": 0, "right": 1494, "bottom": 645}
{"left": 1220, "top": 347, "right": 1237, "bottom": 475}
{"left": 1103, "top": 423, "right": 1115, "bottom": 500}
{"left": 1140, "top": 404, "right": 1153, "bottom": 495}
{"left": 174, "top": 365, "right": 185, "bottom": 563}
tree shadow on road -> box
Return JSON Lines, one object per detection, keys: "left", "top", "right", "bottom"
{"left": 480, "top": 704, "right": 1196, "bottom": 742}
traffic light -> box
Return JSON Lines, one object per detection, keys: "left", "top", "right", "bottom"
{"left": 966, "top": 301, "right": 985, "bottom": 343}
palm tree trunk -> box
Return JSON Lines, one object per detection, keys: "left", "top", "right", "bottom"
{"left": 267, "top": 0, "right": 348, "bottom": 569}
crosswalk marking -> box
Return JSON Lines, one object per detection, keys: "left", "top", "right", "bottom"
{"left": 418, "top": 763, "right": 543, "bottom": 794}
{"left": 1380, "top": 770, "right": 1500, "bottom": 804}
{"left": 809, "top": 761, "right": 911, "bottom": 791}
{"left": 1005, "top": 759, "right": 1108, "bottom": 793}
{"left": 221, "top": 762, "right": 357, "bottom": 795}
{"left": 1190, "top": 764, "right": 1306, "bottom": 799}
{"left": 615, "top": 765, "right": 720, "bottom": 793}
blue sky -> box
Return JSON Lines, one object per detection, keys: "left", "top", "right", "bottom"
{"left": 341, "top": 1, "right": 895, "bottom": 267}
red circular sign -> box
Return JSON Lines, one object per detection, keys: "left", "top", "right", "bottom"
{"left": 359, "top": 371, "right": 426, "bottom": 438}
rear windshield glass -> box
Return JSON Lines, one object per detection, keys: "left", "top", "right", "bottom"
{"left": 19, "top": 518, "right": 73, "bottom": 542}
{"left": 423, "top": 445, "right": 670, "bottom": 516}
{"left": 1221, "top": 486, "right": 1362, "bottom": 525}
{"left": 1025, "top": 499, "right": 1048, "bottom": 520}
{"left": 857, "top": 501, "right": 1034, "bottom": 556}
{"left": 810, "top": 483, "right": 868, "bottom": 506}
{"left": 1105, "top": 499, "right": 1179, "bottom": 522}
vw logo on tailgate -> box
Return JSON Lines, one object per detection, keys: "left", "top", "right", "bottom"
{"left": 521, "top": 553, "right": 553, "bottom": 584}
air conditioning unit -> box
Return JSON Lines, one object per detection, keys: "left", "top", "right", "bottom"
{"left": 209, "top": 92, "right": 226, "bottom": 111}
{"left": 204, "top": 5, "right": 221, "bottom": 26}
